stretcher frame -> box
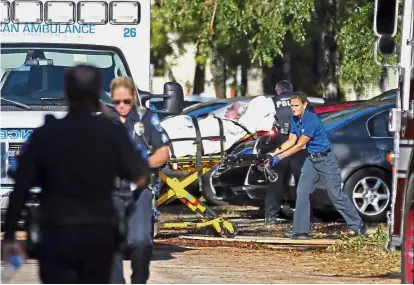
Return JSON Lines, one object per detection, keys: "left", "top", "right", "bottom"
{"left": 156, "top": 117, "right": 248, "bottom": 238}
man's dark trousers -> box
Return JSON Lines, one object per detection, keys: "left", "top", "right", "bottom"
{"left": 293, "top": 151, "right": 362, "bottom": 233}
{"left": 265, "top": 136, "right": 307, "bottom": 220}
{"left": 38, "top": 225, "right": 116, "bottom": 284}
{"left": 111, "top": 188, "right": 153, "bottom": 284}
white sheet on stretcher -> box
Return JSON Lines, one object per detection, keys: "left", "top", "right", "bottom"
{"left": 160, "top": 96, "right": 276, "bottom": 157}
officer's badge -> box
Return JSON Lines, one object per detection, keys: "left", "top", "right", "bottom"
{"left": 151, "top": 115, "right": 164, "bottom": 133}
{"left": 134, "top": 122, "right": 145, "bottom": 136}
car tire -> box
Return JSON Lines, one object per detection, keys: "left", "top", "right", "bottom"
{"left": 201, "top": 170, "right": 229, "bottom": 206}
{"left": 343, "top": 167, "right": 391, "bottom": 223}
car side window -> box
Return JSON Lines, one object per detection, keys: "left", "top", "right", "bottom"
{"left": 367, "top": 110, "right": 392, "bottom": 138}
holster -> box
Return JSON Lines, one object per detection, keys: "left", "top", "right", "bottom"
{"left": 24, "top": 205, "right": 41, "bottom": 258}
{"left": 113, "top": 197, "right": 136, "bottom": 251}
{"left": 24, "top": 201, "right": 131, "bottom": 254}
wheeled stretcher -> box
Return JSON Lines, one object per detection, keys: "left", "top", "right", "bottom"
{"left": 155, "top": 96, "right": 276, "bottom": 237}
{"left": 156, "top": 116, "right": 251, "bottom": 238}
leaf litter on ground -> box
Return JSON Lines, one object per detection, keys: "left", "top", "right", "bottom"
{"left": 157, "top": 206, "right": 400, "bottom": 278}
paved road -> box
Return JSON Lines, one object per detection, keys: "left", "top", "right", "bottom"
{"left": 2, "top": 243, "right": 400, "bottom": 284}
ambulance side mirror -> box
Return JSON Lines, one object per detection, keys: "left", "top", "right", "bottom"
{"left": 137, "top": 82, "right": 184, "bottom": 115}
{"left": 161, "top": 82, "right": 184, "bottom": 115}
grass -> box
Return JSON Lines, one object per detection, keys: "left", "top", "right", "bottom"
{"left": 327, "top": 225, "right": 388, "bottom": 252}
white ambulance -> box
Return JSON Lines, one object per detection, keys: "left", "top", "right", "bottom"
{"left": 0, "top": 0, "right": 183, "bottom": 223}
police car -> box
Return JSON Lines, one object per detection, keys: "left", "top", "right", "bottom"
{"left": 1, "top": 0, "right": 154, "bottom": 224}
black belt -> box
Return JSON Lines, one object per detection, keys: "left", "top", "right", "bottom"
{"left": 309, "top": 148, "right": 331, "bottom": 159}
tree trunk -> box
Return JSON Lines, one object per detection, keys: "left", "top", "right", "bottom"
{"left": 317, "top": 0, "right": 341, "bottom": 100}
{"left": 262, "top": 66, "right": 274, "bottom": 95}
{"left": 192, "top": 62, "right": 205, "bottom": 95}
{"left": 282, "top": 51, "right": 291, "bottom": 82}
{"left": 211, "top": 55, "right": 227, "bottom": 98}
{"left": 241, "top": 64, "right": 248, "bottom": 96}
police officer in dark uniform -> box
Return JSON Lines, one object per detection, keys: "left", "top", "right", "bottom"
{"left": 264, "top": 80, "right": 308, "bottom": 227}
{"left": 107, "top": 77, "right": 170, "bottom": 284}
{"left": 2, "top": 65, "right": 150, "bottom": 284}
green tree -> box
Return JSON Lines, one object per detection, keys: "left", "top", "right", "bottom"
{"left": 337, "top": 2, "right": 381, "bottom": 94}
{"left": 337, "top": 1, "right": 399, "bottom": 96}
{"left": 151, "top": 0, "right": 315, "bottom": 96}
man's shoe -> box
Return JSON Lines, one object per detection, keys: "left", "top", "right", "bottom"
{"left": 283, "top": 231, "right": 310, "bottom": 240}
{"left": 265, "top": 217, "right": 285, "bottom": 228}
{"left": 352, "top": 223, "right": 367, "bottom": 236}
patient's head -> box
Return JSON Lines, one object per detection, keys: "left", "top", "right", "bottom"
{"left": 225, "top": 102, "right": 242, "bottom": 120}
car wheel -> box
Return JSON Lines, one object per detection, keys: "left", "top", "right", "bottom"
{"left": 201, "top": 170, "right": 229, "bottom": 206}
{"left": 343, "top": 168, "right": 391, "bottom": 223}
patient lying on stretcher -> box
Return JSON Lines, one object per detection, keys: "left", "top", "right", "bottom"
{"left": 160, "top": 96, "right": 276, "bottom": 158}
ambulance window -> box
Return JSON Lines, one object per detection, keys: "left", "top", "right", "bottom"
{"left": 367, "top": 110, "right": 392, "bottom": 138}
{"left": 1, "top": 52, "right": 27, "bottom": 68}
{"left": 2, "top": 69, "right": 30, "bottom": 94}
{"left": 42, "top": 52, "right": 112, "bottom": 67}
{"left": 1, "top": 46, "right": 129, "bottom": 106}
{"left": 113, "top": 54, "right": 127, "bottom": 76}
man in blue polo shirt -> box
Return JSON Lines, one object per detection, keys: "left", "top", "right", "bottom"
{"left": 266, "top": 91, "right": 366, "bottom": 239}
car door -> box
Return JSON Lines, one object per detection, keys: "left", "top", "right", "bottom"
{"left": 367, "top": 109, "right": 394, "bottom": 160}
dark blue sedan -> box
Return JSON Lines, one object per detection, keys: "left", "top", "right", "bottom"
{"left": 213, "top": 101, "right": 395, "bottom": 223}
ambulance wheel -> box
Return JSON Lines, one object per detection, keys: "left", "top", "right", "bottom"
{"left": 201, "top": 170, "right": 229, "bottom": 206}
{"left": 219, "top": 221, "right": 237, "bottom": 238}
{"left": 153, "top": 221, "right": 161, "bottom": 238}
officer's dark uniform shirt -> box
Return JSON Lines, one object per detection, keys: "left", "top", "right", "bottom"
{"left": 271, "top": 90, "right": 293, "bottom": 133}
{"left": 290, "top": 109, "right": 331, "bottom": 153}
{"left": 110, "top": 106, "right": 169, "bottom": 195}
{"left": 4, "top": 109, "right": 149, "bottom": 240}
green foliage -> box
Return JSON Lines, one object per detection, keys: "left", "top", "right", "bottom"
{"left": 151, "top": 0, "right": 315, "bottom": 72}
{"left": 327, "top": 225, "right": 388, "bottom": 252}
{"left": 337, "top": 1, "right": 399, "bottom": 93}
{"left": 152, "top": 0, "right": 400, "bottom": 96}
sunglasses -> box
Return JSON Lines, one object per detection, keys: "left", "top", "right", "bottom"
{"left": 112, "top": 99, "right": 133, "bottom": 105}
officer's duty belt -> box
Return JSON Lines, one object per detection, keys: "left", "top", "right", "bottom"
{"left": 308, "top": 148, "right": 331, "bottom": 159}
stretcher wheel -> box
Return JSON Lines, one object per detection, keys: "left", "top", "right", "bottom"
{"left": 153, "top": 221, "right": 161, "bottom": 238}
{"left": 219, "top": 221, "right": 238, "bottom": 238}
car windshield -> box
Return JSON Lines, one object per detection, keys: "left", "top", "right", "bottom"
{"left": 1, "top": 46, "right": 130, "bottom": 105}
{"left": 369, "top": 90, "right": 396, "bottom": 101}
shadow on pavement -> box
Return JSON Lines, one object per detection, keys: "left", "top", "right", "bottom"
{"left": 151, "top": 242, "right": 193, "bottom": 261}
{"left": 309, "top": 272, "right": 400, "bottom": 279}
